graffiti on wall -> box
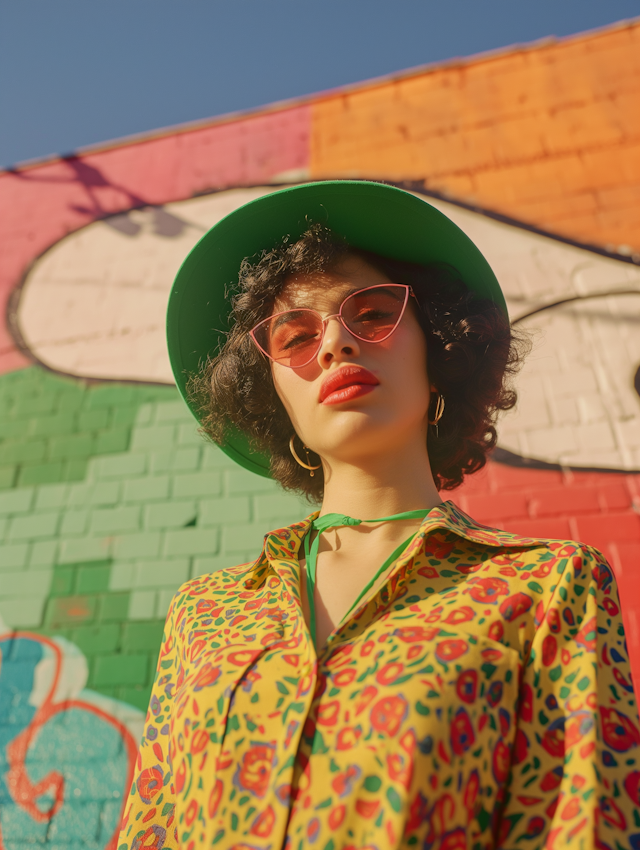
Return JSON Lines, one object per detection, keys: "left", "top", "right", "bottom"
{"left": 0, "top": 619, "right": 141, "bottom": 846}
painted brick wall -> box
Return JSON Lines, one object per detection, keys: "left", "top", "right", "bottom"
{"left": 1, "top": 18, "right": 639, "bottom": 847}
{"left": 0, "top": 368, "right": 307, "bottom": 709}
{"left": 309, "top": 20, "right": 640, "bottom": 255}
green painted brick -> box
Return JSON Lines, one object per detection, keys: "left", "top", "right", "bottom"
{"left": 113, "top": 531, "right": 161, "bottom": 559}
{"left": 0, "top": 596, "right": 47, "bottom": 628}
{"left": 144, "top": 500, "right": 197, "bottom": 530}
{"left": 201, "top": 446, "right": 236, "bottom": 470}
{"left": 172, "top": 471, "right": 221, "bottom": 499}
{"left": 85, "top": 384, "right": 136, "bottom": 409}
{"left": 118, "top": 685, "right": 152, "bottom": 712}
{"left": 221, "top": 523, "right": 267, "bottom": 554}
{"left": 50, "top": 566, "right": 76, "bottom": 596}
{"left": 92, "top": 653, "right": 148, "bottom": 687}
{"left": 49, "top": 433, "right": 95, "bottom": 460}
{"left": 176, "top": 422, "right": 202, "bottom": 446}
{"left": 18, "top": 461, "right": 65, "bottom": 487}
{"left": 90, "top": 506, "right": 141, "bottom": 534}
{"left": 89, "top": 481, "right": 122, "bottom": 505}
{"left": 226, "top": 468, "right": 277, "bottom": 495}
{"left": 163, "top": 527, "right": 219, "bottom": 557}
{"left": 67, "top": 481, "right": 121, "bottom": 507}
{"left": 123, "top": 475, "right": 170, "bottom": 503}
{"left": 155, "top": 400, "right": 189, "bottom": 423}
{"left": 199, "top": 496, "right": 251, "bottom": 526}
{"left": 192, "top": 553, "right": 255, "bottom": 574}
{"left": 94, "top": 428, "right": 131, "bottom": 454}
{"left": 121, "top": 620, "right": 165, "bottom": 653}
{"left": 129, "top": 590, "right": 157, "bottom": 620}
{"left": 60, "top": 509, "right": 89, "bottom": 536}
{"left": 93, "top": 452, "right": 146, "bottom": 479}
{"left": 76, "top": 564, "right": 111, "bottom": 594}
{"left": 135, "top": 558, "right": 189, "bottom": 589}
{"left": 109, "top": 560, "right": 137, "bottom": 591}
{"left": 71, "top": 623, "right": 120, "bottom": 655}
{"left": 62, "top": 458, "right": 89, "bottom": 481}
{"left": 112, "top": 405, "right": 143, "bottom": 428}
{"left": 0, "top": 543, "right": 29, "bottom": 570}
{"left": 58, "top": 536, "right": 112, "bottom": 564}
{"left": 0, "top": 516, "right": 7, "bottom": 541}
{"left": 134, "top": 403, "right": 155, "bottom": 426}
{"left": 0, "top": 465, "right": 17, "bottom": 490}
{"left": 253, "top": 492, "right": 309, "bottom": 523}
{"left": 28, "top": 539, "right": 58, "bottom": 567}
{"left": 0, "top": 569, "right": 52, "bottom": 598}
{"left": 78, "top": 409, "right": 110, "bottom": 430}
{"left": 156, "top": 588, "right": 177, "bottom": 619}
{"left": 34, "top": 483, "right": 68, "bottom": 511}
{"left": 0, "top": 419, "right": 32, "bottom": 439}
{"left": 131, "top": 424, "right": 176, "bottom": 451}
{"left": 150, "top": 447, "right": 200, "bottom": 474}
{"left": 54, "top": 390, "right": 85, "bottom": 412}
{"left": 13, "top": 394, "right": 57, "bottom": 416}
{"left": 95, "top": 685, "right": 118, "bottom": 699}
{"left": 0, "top": 438, "right": 47, "bottom": 465}
{"left": 9, "top": 511, "right": 60, "bottom": 541}
{"left": 98, "top": 592, "right": 130, "bottom": 622}
{"left": 45, "top": 594, "right": 98, "bottom": 627}
{"left": 0, "top": 487, "right": 33, "bottom": 515}
{"left": 30, "top": 412, "right": 76, "bottom": 437}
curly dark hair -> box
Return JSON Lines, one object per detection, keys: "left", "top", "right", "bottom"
{"left": 188, "top": 223, "right": 527, "bottom": 500}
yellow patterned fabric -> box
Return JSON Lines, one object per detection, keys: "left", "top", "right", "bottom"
{"left": 118, "top": 501, "right": 640, "bottom": 850}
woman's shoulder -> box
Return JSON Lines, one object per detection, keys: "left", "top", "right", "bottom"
{"left": 168, "top": 559, "right": 262, "bottom": 616}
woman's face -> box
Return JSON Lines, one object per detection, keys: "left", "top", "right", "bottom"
{"left": 270, "top": 254, "right": 433, "bottom": 468}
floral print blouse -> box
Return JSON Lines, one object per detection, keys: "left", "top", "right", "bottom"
{"left": 118, "top": 501, "right": 640, "bottom": 850}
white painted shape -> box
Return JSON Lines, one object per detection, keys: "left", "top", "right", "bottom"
{"left": 17, "top": 187, "right": 276, "bottom": 383}
{"left": 15, "top": 186, "right": 640, "bottom": 469}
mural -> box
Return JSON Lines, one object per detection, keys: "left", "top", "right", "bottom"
{"left": 0, "top": 619, "right": 140, "bottom": 847}
{"left": 1, "top": 19, "right": 639, "bottom": 849}
{"left": 14, "top": 186, "right": 640, "bottom": 470}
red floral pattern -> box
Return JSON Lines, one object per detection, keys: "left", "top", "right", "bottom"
{"left": 119, "top": 501, "right": 640, "bottom": 850}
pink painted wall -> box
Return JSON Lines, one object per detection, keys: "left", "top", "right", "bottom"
{"left": 0, "top": 105, "right": 310, "bottom": 373}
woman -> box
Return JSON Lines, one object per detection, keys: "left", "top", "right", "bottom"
{"left": 119, "top": 182, "right": 639, "bottom": 850}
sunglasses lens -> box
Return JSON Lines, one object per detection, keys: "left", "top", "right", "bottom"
{"left": 342, "top": 286, "right": 406, "bottom": 341}
{"left": 256, "top": 311, "right": 323, "bottom": 367}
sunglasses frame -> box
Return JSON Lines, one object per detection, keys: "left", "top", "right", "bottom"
{"left": 250, "top": 283, "right": 414, "bottom": 369}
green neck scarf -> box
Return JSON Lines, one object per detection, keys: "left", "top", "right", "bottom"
{"left": 302, "top": 509, "right": 428, "bottom": 649}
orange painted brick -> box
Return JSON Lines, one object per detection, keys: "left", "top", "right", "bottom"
{"left": 597, "top": 482, "right": 633, "bottom": 511}
{"left": 489, "top": 462, "right": 564, "bottom": 492}
{"left": 529, "top": 486, "right": 601, "bottom": 518}
{"left": 459, "top": 491, "right": 529, "bottom": 522}
{"left": 573, "top": 512, "right": 640, "bottom": 552}
{"left": 500, "top": 517, "right": 573, "bottom": 540}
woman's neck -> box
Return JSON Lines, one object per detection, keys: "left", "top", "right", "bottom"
{"left": 319, "top": 442, "right": 443, "bottom": 521}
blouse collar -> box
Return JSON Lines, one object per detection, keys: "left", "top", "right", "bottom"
{"left": 242, "top": 499, "right": 543, "bottom": 594}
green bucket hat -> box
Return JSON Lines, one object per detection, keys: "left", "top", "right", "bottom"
{"left": 167, "top": 180, "right": 506, "bottom": 478}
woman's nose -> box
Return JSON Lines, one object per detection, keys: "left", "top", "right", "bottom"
{"left": 317, "top": 317, "right": 360, "bottom": 365}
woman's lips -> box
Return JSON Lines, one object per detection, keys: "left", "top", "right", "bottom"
{"left": 319, "top": 366, "right": 380, "bottom": 405}
{"left": 322, "top": 383, "right": 377, "bottom": 405}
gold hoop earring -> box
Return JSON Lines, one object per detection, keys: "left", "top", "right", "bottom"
{"left": 289, "top": 435, "right": 322, "bottom": 477}
{"left": 428, "top": 393, "right": 445, "bottom": 438}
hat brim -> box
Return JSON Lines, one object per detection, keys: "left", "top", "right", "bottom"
{"left": 167, "top": 180, "right": 506, "bottom": 478}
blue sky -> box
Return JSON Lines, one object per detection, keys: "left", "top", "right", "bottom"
{"left": 1, "top": 0, "right": 638, "bottom": 168}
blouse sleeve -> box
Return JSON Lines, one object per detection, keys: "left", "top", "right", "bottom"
{"left": 499, "top": 544, "right": 640, "bottom": 849}
{"left": 118, "top": 590, "right": 181, "bottom": 850}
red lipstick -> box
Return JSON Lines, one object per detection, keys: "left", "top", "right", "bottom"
{"left": 319, "top": 365, "right": 379, "bottom": 405}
